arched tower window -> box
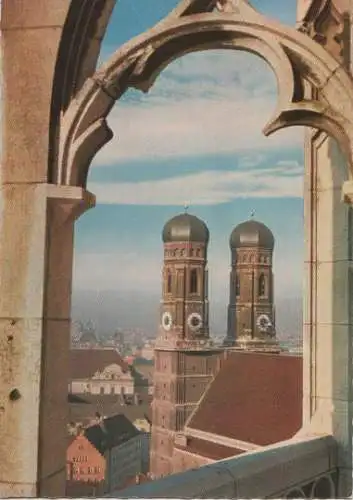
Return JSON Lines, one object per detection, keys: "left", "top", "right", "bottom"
{"left": 166, "top": 270, "right": 172, "bottom": 294}
{"left": 259, "top": 273, "right": 266, "bottom": 296}
{"left": 190, "top": 269, "right": 198, "bottom": 294}
{"left": 235, "top": 274, "right": 240, "bottom": 296}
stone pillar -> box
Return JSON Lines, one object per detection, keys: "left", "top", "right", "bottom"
{"left": 0, "top": 183, "right": 94, "bottom": 496}
{"left": 301, "top": 131, "right": 352, "bottom": 497}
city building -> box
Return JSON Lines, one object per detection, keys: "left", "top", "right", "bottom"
{"left": 67, "top": 414, "right": 146, "bottom": 494}
{"left": 69, "top": 348, "right": 136, "bottom": 396}
{"left": 67, "top": 432, "right": 105, "bottom": 484}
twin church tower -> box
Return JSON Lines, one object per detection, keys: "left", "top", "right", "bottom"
{"left": 150, "top": 211, "right": 279, "bottom": 478}
{"left": 159, "top": 211, "right": 277, "bottom": 349}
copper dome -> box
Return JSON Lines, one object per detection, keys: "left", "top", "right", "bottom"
{"left": 162, "top": 213, "right": 209, "bottom": 244}
{"left": 230, "top": 219, "right": 274, "bottom": 250}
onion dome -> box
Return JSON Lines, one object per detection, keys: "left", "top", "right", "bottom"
{"left": 230, "top": 219, "right": 274, "bottom": 250}
{"left": 162, "top": 213, "right": 209, "bottom": 244}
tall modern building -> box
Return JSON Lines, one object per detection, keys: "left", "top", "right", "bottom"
{"left": 225, "top": 218, "right": 279, "bottom": 351}
{"left": 150, "top": 212, "right": 222, "bottom": 478}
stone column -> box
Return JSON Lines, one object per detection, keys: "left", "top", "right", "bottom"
{"left": 300, "top": 131, "right": 352, "bottom": 497}
{"left": 0, "top": 183, "right": 94, "bottom": 497}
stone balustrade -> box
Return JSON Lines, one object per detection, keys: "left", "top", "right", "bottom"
{"left": 107, "top": 435, "right": 337, "bottom": 498}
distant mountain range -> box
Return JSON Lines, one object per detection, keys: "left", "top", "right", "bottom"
{"left": 72, "top": 289, "right": 302, "bottom": 341}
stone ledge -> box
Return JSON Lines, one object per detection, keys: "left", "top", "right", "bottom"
{"left": 108, "top": 435, "right": 336, "bottom": 498}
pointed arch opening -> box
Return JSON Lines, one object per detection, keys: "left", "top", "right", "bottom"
{"left": 259, "top": 273, "right": 266, "bottom": 297}
{"left": 235, "top": 273, "right": 240, "bottom": 297}
{"left": 190, "top": 269, "right": 198, "bottom": 294}
{"left": 167, "top": 270, "right": 173, "bottom": 294}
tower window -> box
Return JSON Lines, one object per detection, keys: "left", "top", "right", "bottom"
{"left": 189, "top": 269, "right": 198, "bottom": 294}
{"left": 259, "top": 274, "right": 266, "bottom": 296}
{"left": 235, "top": 274, "right": 240, "bottom": 296}
{"left": 166, "top": 271, "right": 172, "bottom": 293}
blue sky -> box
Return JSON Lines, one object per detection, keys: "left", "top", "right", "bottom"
{"left": 73, "top": 0, "right": 304, "bottom": 331}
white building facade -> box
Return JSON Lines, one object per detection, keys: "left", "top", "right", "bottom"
{"left": 69, "top": 363, "right": 135, "bottom": 396}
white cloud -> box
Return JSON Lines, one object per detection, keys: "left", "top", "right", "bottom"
{"left": 92, "top": 51, "right": 303, "bottom": 167}
{"left": 89, "top": 161, "right": 303, "bottom": 206}
{"left": 94, "top": 97, "right": 302, "bottom": 166}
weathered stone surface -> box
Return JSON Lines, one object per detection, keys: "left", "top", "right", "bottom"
{"left": 2, "top": 0, "right": 70, "bottom": 28}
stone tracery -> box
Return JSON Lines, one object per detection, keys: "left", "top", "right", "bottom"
{"left": 58, "top": 0, "right": 353, "bottom": 191}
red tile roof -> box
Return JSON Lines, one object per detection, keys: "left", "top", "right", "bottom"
{"left": 181, "top": 437, "right": 245, "bottom": 460}
{"left": 188, "top": 351, "right": 302, "bottom": 446}
{"left": 70, "top": 348, "right": 129, "bottom": 379}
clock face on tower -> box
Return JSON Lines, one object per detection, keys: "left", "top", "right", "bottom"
{"left": 162, "top": 311, "right": 173, "bottom": 331}
{"left": 187, "top": 312, "right": 203, "bottom": 332}
{"left": 256, "top": 314, "right": 272, "bottom": 332}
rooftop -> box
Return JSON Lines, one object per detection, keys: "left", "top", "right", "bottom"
{"left": 187, "top": 350, "right": 302, "bottom": 446}
{"left": 70, "top": 348, "right": 129, "bottom": 379}
{"left": 84, "top": 413, "right": 140, "bottom": 455}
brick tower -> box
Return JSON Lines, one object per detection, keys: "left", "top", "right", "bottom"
{"left": 150, "top": 212, "right": 222, "bottom": 478}
{"left": 224, "top": 218, "right": 279, "bottom": 352}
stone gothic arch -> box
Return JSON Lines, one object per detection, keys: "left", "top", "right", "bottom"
{"left": 55, "top": 0, "right": 353, "bottom": 188}
{"left": 1, "top": 0, "right": 353, "bottom": 496}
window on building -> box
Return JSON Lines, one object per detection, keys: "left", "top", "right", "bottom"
{"left": 110, "top": 385, "right": 115, "bottom": 395}
{"left": 259, "top": 274, "right": 266, "bottom": 296}
{"left": 235, "top": 274, "right": 240, "bottom": 296}
{"left": 166, "top": 270, "right": 172, "bottom": 293}
{"left": 189, "top": 269, "right": 198, "bottom": 294}
{"left": 100, "top": 386, "right": 104, "bottom": 395}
